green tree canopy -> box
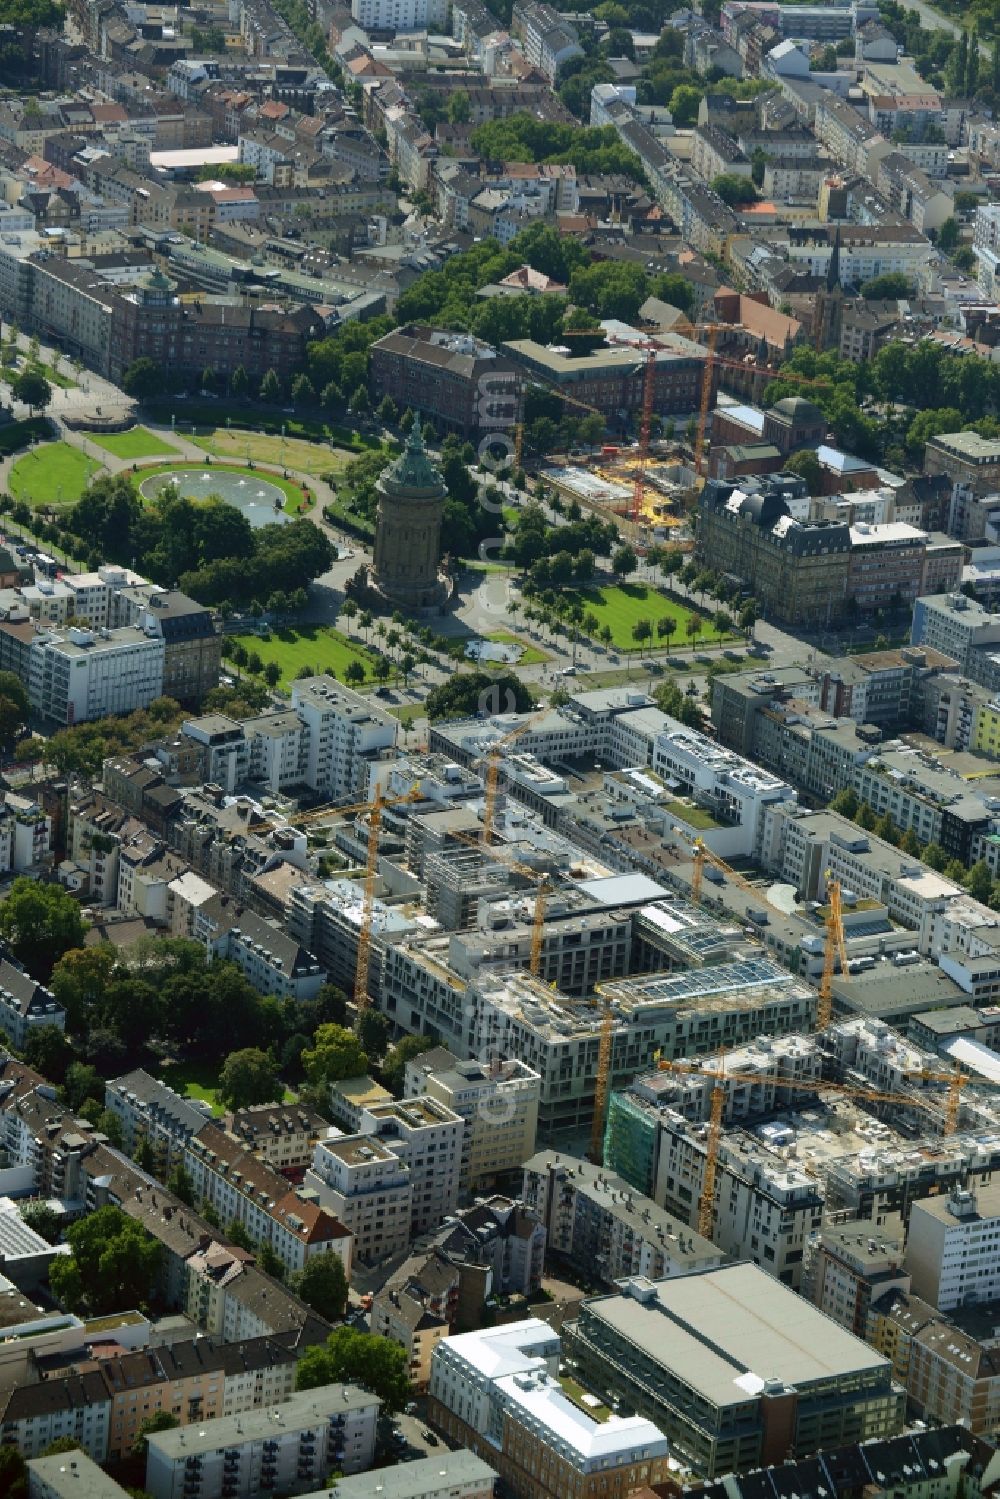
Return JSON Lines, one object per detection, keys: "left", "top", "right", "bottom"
{"left": 302, "top": 1024, "right": 369, "bottom": 1086}
{"left": 49, "top": 1205, "right": 162, "bottom": 1314}
{"left": 296, "top": 1327, "right": 411, "bottom": 1412}
{"left": 292, "top": 1250, "right": 349, "bottom": 1322}
{"left": 1, "top": 878, "right": 86, "bottom": 980}
{"left": 218, "top": 1048, "right": 282, "bottom": 1111}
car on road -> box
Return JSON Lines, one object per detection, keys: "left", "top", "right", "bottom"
{"left": 723, "top": 649, "right": 742, "bottom": 660}
{"left": 422, "top": 1430, "right": 439, "bottom": 1446}
{"left": 748, "top": 641, "right": 769, "bottom": 656}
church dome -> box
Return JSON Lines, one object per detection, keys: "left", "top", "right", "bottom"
{"left": 772, "top": 396, "right": 823, "bottom": 424}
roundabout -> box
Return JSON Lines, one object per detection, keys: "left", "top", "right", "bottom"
{"left": 138, "top": 465, "right": 294, "bottom": 528}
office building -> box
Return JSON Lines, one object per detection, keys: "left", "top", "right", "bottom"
{"left": 28, "top": 626, "right": 165, "bottom": 727}
{"left": 563, "top": 1267, "right": 905, "bottom": 1478}
{"left": 697, "top": 481, "right": 852, "bottom": 627}
{"left": 428, "top": 1320, "right": 670, "bottom": 1499}
{"left": 905, "top": 1182, "right": 1000, "bottom": 1311}
{"left": 370, "top": 325, "right": 519, "bottom": 439}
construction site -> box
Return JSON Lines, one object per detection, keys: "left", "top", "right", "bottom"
{"left": 502, "top": 296, "right": 825, "bottom": 549}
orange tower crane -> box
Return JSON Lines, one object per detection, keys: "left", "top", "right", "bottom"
{"left": 631, "top": 344, "right": 658, "bottom": 523}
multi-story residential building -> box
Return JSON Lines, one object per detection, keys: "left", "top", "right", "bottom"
{"left": 691, "top": 123, "right": 752, "bottom": 183}
{"left": 0, "top": 962, "right": 64, "bottom": 1052}
{"left": 650, "top": 721, "right": 796, "bottom": 858}
{"left": 924, "top": 431, "right": 1000, "bottom": 492}
{"left": 676, "top": 1427, "right": 998, "bottom": 1499}
{"left": 291, "top": 676, "right": 398, "bottom": 800}
{"left": 805, "top": 1219, "right": 910, "bottom": 1335}
{"left": 183, "top": 1123, "right": 353, "bottom": 1277}
{"left": 104, "top": 1069, "right": 210, "bottom": 1170}
{"left": 511, "top": 0, "right": 584, "bottom": 79}
{"left": 697, "top": 481, "right": 852, "bottom": 628}
{"left": 371, "top": 1271, "right": 451, "bottom": 1391}
{"left": 905, "top": 1182, "right": 1000, "bottom": 1311}
{"left": 0, "top": 1372, "right": 113, "bottom": 1461}
{"left": 190, "top": 895, "right": 326, "bottom": 1002}
{"left": 428, "top": 1320, "right": 671, "bottom": 1499}
{"left": 404, "top": 1056, "right": 540, "bottom": 1190}
{"left": 350, "top": 0, "right": 447, "bottom": 28}
{"left": 144, "top": 1386, "right": 380, "bottom": 1499}
{"left": 28, "top": 625, "right": 165, "bottom": 727}
{"left": 866, "top": 1291, "right": 1000, "bottom": 1435}
{"left": 305, "top": 1134, "right": 412, "bottom": 1266}
{"left": 370, "top": 326, "right": 520, "bottom": 440}
{"left": 564, "top": 1267, "right": 905, "bottom": 1479}
{"left": 522, "top": 1151, "right": 723, "bottom": 1285}
{"left": 358, "top": 1099, "right": 463, "bottom": 1237}
{"left": 222, "top": 1103, "right": 330, "bottom": 1175}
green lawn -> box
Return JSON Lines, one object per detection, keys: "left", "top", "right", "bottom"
{"left": 559, "top": 1376, "right": 611, "bottom": 1422}
{"left": 664, "top": 797, "right": 720, "bottom": 831}
{"left": 84, "top": 426, "right": 180, "bottom": 460}
{"left": 486, "top": 630, "right": 550, "bottom": 666}
{"left": 10, "top": 441, "right": 100, "bottom": 509}
{"left": 157, "top": 1060, "right": 224, "bottom": 1115}
{"left": 190, "top": 427, "right": 354, "bottom": 478}
{"left": 232, "top": 625, "right": 380, "bottom": 688}
{"left": 567, "top": 582, "right": 727, "bottom": 652}
{"left": 2, "top": 359, "right": 76, "bottom": 391}
{"left": 158, "top": 1058, "right": 295, "bottom": 1114}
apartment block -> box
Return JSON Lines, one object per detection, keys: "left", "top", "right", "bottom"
{"left": 805, "top": 1219, "right": 910, "bottom": 1335}
{"left": 182, "top": 1122, "right": 353, "bottom": 1277}
{"left": 144, "top": 1386, "right": 380, "bottom": 1499}
{"left": 522, "top": 1151, "right": 723, "bottom": 1286}
{"left": 405, "top": 1057, "right": 540, "bottom": 1190}
{"left": 291, "top": 675, "right": 397, "bottom": 798}
{"left": 305, "top": 1134, "right": 412, "bottom": 1266}
{"left": 358, "top": 1099, "right": 463, "bottom": 1237}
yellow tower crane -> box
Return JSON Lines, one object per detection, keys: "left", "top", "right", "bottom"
{"left": 289, "top": 786, "right": 422, "bottom": 1013}
{"left": 590, "top": 997, "right": 616, "bottom": 1166}
{"left": 655, "top": 1057, "right": 971, "bottom": 1243}
{"left": 818, "top": 873, "right": 848, "bottom": 1032}
{"left": 480, "top": 711, "right": 547, "bottom": 847}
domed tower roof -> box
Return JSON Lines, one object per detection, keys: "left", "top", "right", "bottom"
{"left": 379, "top": 423, "right": 447, "bottom": 500}
{"left": 772, "top": 396, "right": 823, "bottom": 424}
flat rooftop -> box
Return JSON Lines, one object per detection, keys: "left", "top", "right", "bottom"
{"left": 146, "top": 1387, "right": 378, "bottom": 1459}
{"left": 584, "top": 1265, "right": 889, "bottom": 1408}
